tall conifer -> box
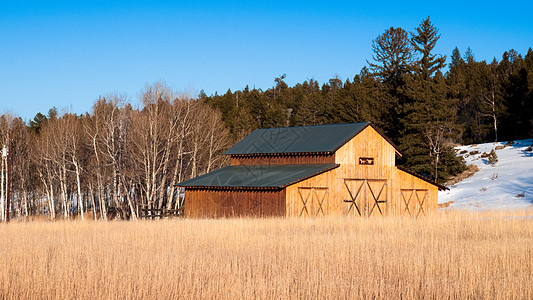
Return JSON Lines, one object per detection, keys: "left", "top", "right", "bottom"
{"left": 399, "top": 17, "right": 464, "bottom": 183}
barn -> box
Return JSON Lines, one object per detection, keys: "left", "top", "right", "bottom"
{"left": 178, "top": 122, "right": 447, "bottom": 218}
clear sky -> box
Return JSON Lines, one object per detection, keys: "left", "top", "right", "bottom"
{"left": 1, "top": 1, "right": 532, "bottom": 121}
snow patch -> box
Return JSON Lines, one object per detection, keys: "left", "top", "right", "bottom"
{"left": 439, "top": 138, "right": 533, "bottom": 210}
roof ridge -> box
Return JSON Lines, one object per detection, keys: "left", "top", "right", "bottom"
{"left": 223, "top": 122, "right": 372, "bottom": 156}
{"left": 254, "top": 121, "right": 369, "bottom": 131}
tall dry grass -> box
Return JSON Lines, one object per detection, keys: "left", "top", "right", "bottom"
{"left": 0, "top": 210, "right": 531, "bottom": 299}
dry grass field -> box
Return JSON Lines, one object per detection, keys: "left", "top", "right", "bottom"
{"left": 0, "top": 210, "right": 531, "bottom": 299}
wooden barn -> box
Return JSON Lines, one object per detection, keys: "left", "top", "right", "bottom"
{"left": 178, "top": 122, "right": 447, "bottom": 218}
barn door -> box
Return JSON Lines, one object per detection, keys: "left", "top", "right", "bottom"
{"left": 343, "top": 179, "right": 387, "bottom": 217}
{"left": 297, "top": 187, "right": 329, "bottom": 217}
{"left": 400, "top": 189, "right": 428, "bottom": 217}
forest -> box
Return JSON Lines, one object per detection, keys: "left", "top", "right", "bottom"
{"left": 0, "top": 17, "right": 532, "bottom": 220}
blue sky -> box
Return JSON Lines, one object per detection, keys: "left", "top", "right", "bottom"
{"left": 1, "top": 1, "right": 532, "bottom": 121}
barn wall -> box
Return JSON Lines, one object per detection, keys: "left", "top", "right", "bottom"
{"left": 390, "top": 168, "right": 439, "bottom": 216}
{"left": 184, "top": 189, "right": 286, "bottom": 218}
{"left": 285, "top": 170, "right": 337, "bottom": 217}
{"left": 230, "top": 154, "right": 335, "bottom": 166}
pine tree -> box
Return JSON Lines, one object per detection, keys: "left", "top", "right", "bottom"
{"left": 499, "top": 49, "right": 530, "bottom": 140}
{"left": 368, "top": 27, "right": 414, "bottom": 90}
{"left": 293, "top": 80, "right": 325, "bottom": 126}
{"left": 447, "top": 48, "right": 493, "bottom": 144}
{"left": 525, "top": 48, "right": 533, "bottom": 137}
{"left": 332, "top": 68, "right": 389, "bottom": 130}
{"left": 368, "top": 26, "right": 415, "bottom": 139}
{"left": 410, "top": 17, "right": 446, "bottom": 79}
{"left": 399, "top": 18, "right": 465, "bottom": 183}
{"left": 400, "top": 71, "right": 464, "bottom": 182}
{"left": 29, "top": 112, "right": 48, "bottom": 134}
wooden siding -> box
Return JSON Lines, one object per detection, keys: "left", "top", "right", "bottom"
{"left": 184, "top": 189, "right": 286, "bottom": 218}
{"left": 389, "top": 168, "right": 438, "bottom": 216}
{"left": 333, "top": 125, "right": 396, "bottom": 216}
{"left": 286, "top": 126, "right": 397, "bottom": 216}
{"left": 285, "top": 171, "right": 334, "bottom": 217}
{"left": 230, "top": 153, "right": 335, "bottom": 166}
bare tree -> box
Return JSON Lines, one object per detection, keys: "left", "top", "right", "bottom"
{"left": 128, "top": 82, "right": 178, "bottom": 213}
{"left": 10, "top": 117, "right": 33, "bottom": 217}
{"left": 87, "top": 95, "right": 131, "bottom": 219}
{"left": 33, "top": 121, "right": 59, "bottom": 219}
{"left": 188, "top": 103, "right": 230, "bottom": 178}
{"left": 0, "top": 81, "right": 233, "bottom": 220}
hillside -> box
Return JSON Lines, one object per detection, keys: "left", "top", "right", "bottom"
{"left": 439, "top": 139, "right": 533, "bottom": 210}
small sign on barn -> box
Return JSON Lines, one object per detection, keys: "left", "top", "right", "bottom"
{"left": 359, "top": 157, "right": 374, "bottom": 165}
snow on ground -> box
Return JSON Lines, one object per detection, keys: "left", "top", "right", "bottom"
{"left": 439, "top": 138, "right": 533, "bottom": 210}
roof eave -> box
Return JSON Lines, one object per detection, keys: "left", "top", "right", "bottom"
{"left": 228, "top": 151, "right": 334, "bottom": 157}
{"left": 178, "top": 185, "right": 282, "bottom": 191}
{"left": 396, "top": 166, "right": 448, "bottom": 191}
{"left": 176, "top": 164, "right": 340, "bottom": 190}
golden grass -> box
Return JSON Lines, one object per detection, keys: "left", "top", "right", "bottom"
{"left": 0, "top": 210, "right": 532, "bottom": 299}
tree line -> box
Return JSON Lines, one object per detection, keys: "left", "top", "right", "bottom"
{"left": 0, "top": 82, "right": 229, "bottom": 220}
{"left": 0, "top": 17, "right": 532, "bottom": 220}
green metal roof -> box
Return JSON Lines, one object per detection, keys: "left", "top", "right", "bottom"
{"left": 177, "top": 164, "right": 339, "bottom": 189}
{"left": 224, "top": 122, "right": 370, "bottom": 155}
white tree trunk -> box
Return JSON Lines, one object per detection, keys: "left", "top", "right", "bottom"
{"left": 73, "top": 160, "right": 84, "bottom": 220}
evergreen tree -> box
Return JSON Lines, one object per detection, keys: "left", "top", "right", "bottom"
{"left": 368, "top": 26, "right": 415, "bottom": 91}
{"left": 447, "top": 48, "right": 492, "bottom": 144}
{"left": 450, "top": 47, "right": 464, "bottom": 69}
{"left": 500, "top": 49, "right": 530, "bottom": 140}
{"left": 293, "top": 79, "right": 325, "bottom": 126}
{"left": 368, "top": 26, "right": 415, "bottom": 138}
{"left": 525, "top": 48, "right": 533, "bottom": 137}
{"left": 410, "top": 17, "right": 446, "bottom": 79}
{"left": 29, "top": 112, "right": 48, "bottom": 134}
{"left": 464, "top": 47, "right": 475, "bottom": 64}
{"left": 399, "top": 18, "right": 465, "bottom": 183}
{"left": 400, "top": 71, "right": 464, "bottom": 182}
{"left": 332, "top": 68, "right": 388, "bottom": 130}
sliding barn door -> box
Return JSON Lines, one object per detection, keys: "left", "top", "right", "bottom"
{"left": 297, "top": 187, "right": 329, "bottom": 217}
{"left": 343, "top": 179, "right": 388, "bottom": 217}
{"left": 400, "top": 189, "right": 429, "bottom": 216}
